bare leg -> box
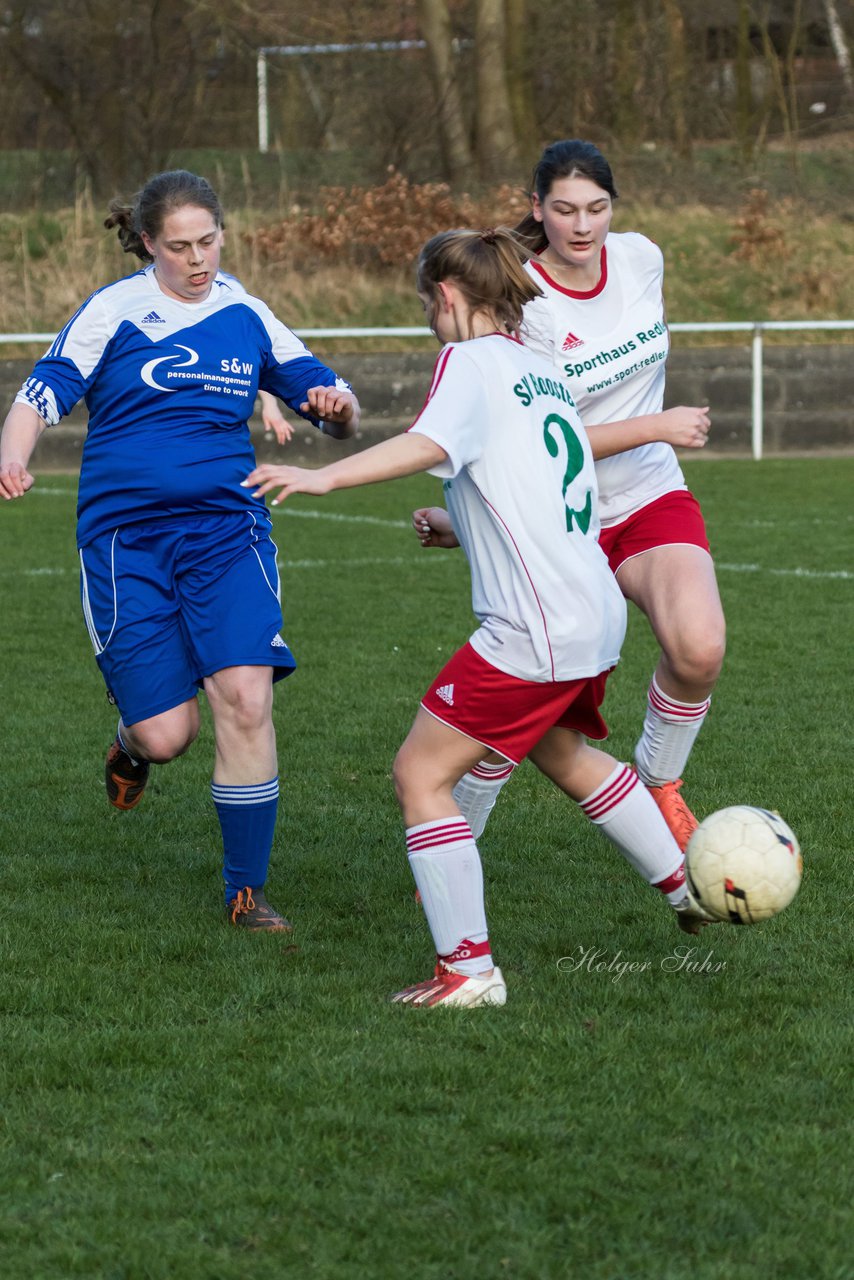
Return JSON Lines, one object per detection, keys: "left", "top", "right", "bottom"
{"left": 203, "top": 666, "right": 286, "bottom": 927}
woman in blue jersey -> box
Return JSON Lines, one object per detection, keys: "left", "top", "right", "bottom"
{"left": 0, "top": 169, "right": 359, "bottom": 932}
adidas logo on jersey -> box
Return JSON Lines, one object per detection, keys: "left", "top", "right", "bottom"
{"left": 436, "top": 683, "right": 454, "bottom": 706}
{"left": 561, "top": 331, "right": 584, "bottom": 352}
{"left": 141, "top": 310, "right": 166, "bottom": 324}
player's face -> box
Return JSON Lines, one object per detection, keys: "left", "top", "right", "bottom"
{"left": 532, "top": 176, "right": 613, "bottom": 277}
{"left": 142, "top": 205, "right": 224, "bottom": 302}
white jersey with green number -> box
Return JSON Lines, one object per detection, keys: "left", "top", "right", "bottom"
{"left": 522, "top": 231, "right": 685, "bottom": 527}
{"left": 409, "top": 333, "right": 626, "bottom": 683}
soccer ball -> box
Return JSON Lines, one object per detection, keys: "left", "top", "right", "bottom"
{"left": 685, "top": 806, "right": 802, "bottom": 924}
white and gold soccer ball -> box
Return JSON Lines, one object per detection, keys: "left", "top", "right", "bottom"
{"left": 685, "top": 806, "right": 803, "bottom": 924}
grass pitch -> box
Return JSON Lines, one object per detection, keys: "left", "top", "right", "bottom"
{"left": 0, "top": 459, "right": 852, "bottom": 1279}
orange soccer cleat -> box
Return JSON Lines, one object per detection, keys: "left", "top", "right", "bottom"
{"left": 648, "top": 777, "right": 698, "bottom": 853}
{"left": 105, "top": 738, "right": 150, "bottom": 810}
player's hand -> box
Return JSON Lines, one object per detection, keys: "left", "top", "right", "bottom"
{"left": 412, "top": 506, "right": 460, "bottom": 549}
{"left": 243, "top": 463, "right": 331, "bottom": 506}
{"left": 301, "top": 386, "right": 358, "bottom": 426}
{"left": 656, "top": 406, "right": 711, "bottom": 449}
{"left": 0, "top": 461, "right": 35, "bottom": 499}
{"left": 259, "top": 393, "right": 294, "bottom": 445}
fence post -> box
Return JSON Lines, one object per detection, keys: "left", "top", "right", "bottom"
{"left": 751, "top": 323, "right": 764, "bottom": 460}
{"left": 257, "top": 50, "right": 269, "bottom": 154}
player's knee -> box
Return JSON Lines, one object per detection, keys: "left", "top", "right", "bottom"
{"left": 132, "top": 721, "right": 198, "bottom": 763}
{"left": 393, "top": 744, "right": 438, "bottom": 813}
{"left": 672, "top": 628, "right": 726, "bottom": 687}
{"left": 207, "top": 674, "right": 273, "bottom": 733}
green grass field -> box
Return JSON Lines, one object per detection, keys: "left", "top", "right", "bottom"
{"left": 1, "top": 459, "right": 852, "bottom": 1279}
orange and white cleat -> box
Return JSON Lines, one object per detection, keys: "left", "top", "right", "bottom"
{"left": 390, "top": 961, "right": 506, "bottom": 1008}
{"left": 647, "top": 777, "right": 698, "bottom": 853}
{"left": 226, "top": 887, "right": 292, "bottom": 932}
{"left": 105, "top": 738, "right": 150, "bottom": 810}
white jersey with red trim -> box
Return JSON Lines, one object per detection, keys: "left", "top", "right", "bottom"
{"left": 409, "top": 333, "right": 626, "bottom": 683}
{"left": 522, "top": 231, "right": 685, "bottom": 526}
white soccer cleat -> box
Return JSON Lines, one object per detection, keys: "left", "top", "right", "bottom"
{"left": 390, "top": 961, "right": 507, "bottom": 1008}
{"left": 672, "top": 888, "right": 717, "bottom": 935}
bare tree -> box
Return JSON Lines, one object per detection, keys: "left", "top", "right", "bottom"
{"left": 735, "top": 0, "right": 754, "bottom": 160}
{"left": 756, "top": 0, "right": 805, "bottom": 165}
{"left": 0, "top": 0, "right": 232, "bottom": 191}
{"left": 662, "top": 0, "right": 691, "bottom": 158}
{"left": 417, "top": 0, "right": 474, "bottom": 183}
{"left": 611, "top": 0, "right": 643, "bottom": 147}
{"left": 474, "top": 0, "right": 520, "bottom": 179}
{"left": 505, "top": 0, "right": 539, "bottom": 162}
{"left": 823, "top": 0, "right": 854, "bottom": 96}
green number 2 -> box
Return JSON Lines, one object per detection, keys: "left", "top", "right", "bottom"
{"left": 543, "top": 413, "right": 593, "bottom": 534}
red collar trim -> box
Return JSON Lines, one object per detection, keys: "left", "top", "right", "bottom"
{"left": 530, "top": 246, "right": 608, "bottom": 299}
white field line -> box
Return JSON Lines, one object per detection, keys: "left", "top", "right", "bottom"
{"left": 11, "top": 495, "right": 851, "bottom": 579}
{"left": 12, "top": 556, "right": 446, "bottom": 576}
{"left": 715, "top": 563, "right": 853, "bottom": 581}
{"left": 22, "top": 486, "right": 77, "bottom": 496}
{"left": 28, "top": 489, "right": 852, "bottom": 529}
{"left": 11, "top": 560, "right": 851, "bottom": 581}
{"left": 25, "top": 489, "right": 411, "bottom": 530}
{"left": 271, "top": 507, "right": 410, "bottom": 529}
{"left": 736, "top": 516, "right": 854, "bottom": 527}
{"left": 285, "top": 555, "right": 434, "bottom": 569}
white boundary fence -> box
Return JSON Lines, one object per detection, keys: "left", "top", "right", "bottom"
{"left": 2, "top": 320, "right": 852, "bottom": 460}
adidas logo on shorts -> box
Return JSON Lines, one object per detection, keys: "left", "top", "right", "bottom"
{"left": 270, "top": 634, "right": 287, "bottom": 648}
{"left": 436, "top": 683, "right": 454, "bottom": 706}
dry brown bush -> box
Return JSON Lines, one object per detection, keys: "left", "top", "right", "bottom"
{"left": 246, "top": 170, "right": 530, "bottom": 271}
{"left": 730, "top": 189, "right": 790, "bottom": 263}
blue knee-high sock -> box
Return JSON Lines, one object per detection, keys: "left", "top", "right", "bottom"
{"left": 211, "top": 778, "right": 279, "bottom": 904}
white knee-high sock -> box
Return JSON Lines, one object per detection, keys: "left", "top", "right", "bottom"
{"left": 634, "top": 675, "right": 711, "bottom": 786}
{"left": 578, "top": 763, "right": 687, "bottom": 902}
{"left": 406, "top": 817, "right": 493, "bottom": 975}
{"left": 452, "top": 758, "right": 516, "bottom": 839}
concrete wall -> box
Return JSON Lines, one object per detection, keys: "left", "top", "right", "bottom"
{"left": 2, "top": 344, "right": 851, "bottom": 468}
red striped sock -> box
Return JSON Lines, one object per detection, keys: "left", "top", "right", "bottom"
{"left": 579, "top": 763, "right": 684, "bottom": 886}
{"left": 652, "top": 862, "right": 689, "bottom": 905}
{"left": 452, "top": 758, "right": 516, "bottom": 839}
{"left": 406, "top": 817, "right": 492, "bottom": 975}
{"left": 635, "top": 676, "right": 711, "bottom": 786}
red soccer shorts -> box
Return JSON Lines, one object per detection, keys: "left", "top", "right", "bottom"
{"left": 421, "top": 642, "right": 611, "bottom": 766}
{"left": 598, "top": 489, "right": 710, "bottom": 575}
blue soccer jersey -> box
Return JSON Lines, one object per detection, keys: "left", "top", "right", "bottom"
{"left": 16, "top": 266, "right": 350, "bottom": 545}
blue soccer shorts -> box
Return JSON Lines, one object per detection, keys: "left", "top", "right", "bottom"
{"left": 79, "top": 510, "right": 296, "bottom": 726}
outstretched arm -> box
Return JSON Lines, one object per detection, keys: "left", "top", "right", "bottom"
{"left": 0, "top": 403, "right": 46, "bottom": 499}
{"left": 585, "top": 406, "right": 711, "bottom": 460}
{"left": 244, "top": 431, "right": 447, "bottom": 506}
